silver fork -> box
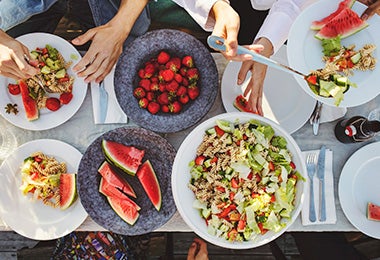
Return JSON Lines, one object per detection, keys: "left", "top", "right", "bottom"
{"left": 306, "top": 153, "right": 317, "bottom": 222}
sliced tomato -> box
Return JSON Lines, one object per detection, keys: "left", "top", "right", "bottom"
{"left": 237, "top": 219, "right": 246, "bottom": 232}
{"left": 231, "top": 178, "right": 239, "bottom": 189}
{"left": 214, "top": 125, "right": 225, "bottom": 137}
{"left": 195, "top": 155, "right": 205, "bottom": 165}
{"left": 219, "top": 204, "right": 236, "bottom": 218}
{"left": 290, "top": 161, "right": 296, "bottom": 169}
{"left": 229, "top": 191, "right": 235, "bottom": 201}
{"left": 258, "top": 222, "right": 268, "bottom": 235}
{"left": 227, "top": 229, "right": 238, "bottom": 241}
{"left": 216, "top": 186, "right": 225, "bottom": 193}
{"left": 268, "top": 161, "right": 275, "bottom": 171}
{"left": 270, "top": 194, "right": 276, "bottom": 202}
{"left": 306, "top": 75, "right": 317, "bottom": 85}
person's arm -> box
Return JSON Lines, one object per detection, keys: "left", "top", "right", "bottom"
{"left": 0, "top": 30, "right": 39, "bottom": 80}
{"left": 359, "top": 0, "right": 380, "bottom": 20}
{"left": 72, "top": 0, "right": 149, "bottom": 83}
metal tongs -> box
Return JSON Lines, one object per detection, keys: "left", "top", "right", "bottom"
{"left": 207, "top": 35, "right": 308, "bottom": 78}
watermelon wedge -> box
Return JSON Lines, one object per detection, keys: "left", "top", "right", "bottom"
{"left": 310, "top": 0, "right": 356, "bottom": 30}
{"left": 102, "top": 140, "right": 145, "bottom": 176}
{"left": 136, "top": 160, "right": 162, "bottom": 211}
{"left": 19, "top": 80, "right": 39, "bottom": 121}
{"left": 59, "top": 173, "right": 77, "bottom": 210}
{"left": 98, "top": 161, "right": 136, "bottom": 198}
{"left": 315, "top": 8, "right": 368, "bottom": 40}
{"left": 99, "top": 177, "right": 141, "bottom": 211}
{"left": 233, "top": 95, "right": 253, "bottom": 113}
{"left": 107, "top": 196, "right": 140, "bottom": 225}
{"left": 367, "top": 202, "right": 380, "bottom": 221}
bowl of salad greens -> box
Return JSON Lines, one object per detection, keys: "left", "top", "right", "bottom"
{"left": 171, "top": 112, "right": 306, "bottom": 249}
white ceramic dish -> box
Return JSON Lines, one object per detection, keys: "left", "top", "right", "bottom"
{"left": 287, "top": 0, "right": 380, "bottom": 107}
{"left": 221, "top": 45, "right": 315, "bottom": 134}
{"left": 0, "top": 139, "right": 87, "bottom": 240}
{"left": 339, "top": 141, "right": 380, "bottom": 239}
{"left": 172, "top": 112, "right": 306, "bottom": 249}
{"left": 0, "top": 32, "right": 87, "bottom": 130}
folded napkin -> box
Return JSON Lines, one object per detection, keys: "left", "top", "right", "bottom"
{"left": 301, "top": 149, "right": 337, "bottom": 225}
{"left": 319, "top": 105, "right": 347, "bottom": 124}
{"left": 91, "top": 67, "right": 128, "bottom": 124}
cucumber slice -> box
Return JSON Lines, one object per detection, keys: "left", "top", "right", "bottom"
{"left": 350, "top": 52, "right": 361, "bottom": 64}
{"left": 216, "top": 119, "right": 233, "bottom": 133}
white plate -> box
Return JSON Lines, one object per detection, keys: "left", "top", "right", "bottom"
{"left": 172, "top": 112, "right": 306, "bottom": 249}
{"left": 0, "top": 139, "right": 88, "bottom": 240}
{"left": 0, "top": 33, "right": 87, "bottom": 130}
{"left": 339, "top": 141, "right": 380, "bottom": 239}
{"left": 287, "top": 0, "right": 380, "bottom": 107}
{"left": 221, "top": 45, "right": 315, "bottom": 134}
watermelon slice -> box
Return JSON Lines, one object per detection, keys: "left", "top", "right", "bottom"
{"left": 102, "top": 139, "right": 145, "bottom": 176}
{"left": 98, "top": 160, "right": 136, "bottom": 198}
{"left": 233, "top": 94, "right": 253, "bottom": 113}
{"left": 315, "top": 8, "right": 368, "bottom": 40}
{"left": 367, "top": 202, "right": 380, "bottom": 221}
{"left": 59, "top": 173, "right": 77, "bottom": 210}
{"left": 310, "top": 0, "right": 356, "bottom": 30}
{"left": 99, "top": 177, "right": 141, "bottom": 211}
{"left": 107, "top": 196, "right": 140, "bottom": 225}
{"left": 19, "top": 80, "right": 39, "bottom": 121}
{"left": 136, "top": 160, "right": 162, "bottom": 211}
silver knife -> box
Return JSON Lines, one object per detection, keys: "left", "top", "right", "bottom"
{"left": 317, "top": 145, "right": 326, "bottom": 221}
{"left": 312, "top": 101, "right": 323, "bottom": 136}
{"left": 98, "top": 81, "right": 108, "bottom": 123}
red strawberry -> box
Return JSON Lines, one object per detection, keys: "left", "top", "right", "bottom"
{"left": 7, "top": 83, "right": 21, "bottom": 95}
{"left": 158, "top": 82, "right": 166, "bottom": 92}
{"left": 182, "top": 78, "right": 189, "bottom": 87}
{"left": 166, "top": 80, "right": 179, "bottom": 92}
{"left": 133, "top": 87, "right": 146, "bottom": 98}
{"left": 150, "top": 82, "right": 159, "bottom": 92}
{"left": 182, "top": 55, "right": 194, "bottom": 68}
{"left": 157, "top": 51, "right": 170, "bottom": 64}
{"left": 159, "top": 69, "right": 174, "bottom": 82}
{"left": 166, "top": 57, "right": 181, "bottom": 72}
{"left": 138, "top": 68, "right": 145, "bottom": 79}
{"left": 139, "top": 97, "right": 149, "bottom": 108}
{"left": 187, "top": 68, "right": 199, "bottom": 82}
{"left": 151, "top": 76, "right": 158, "bottom": 83}
{"left": 179, "top": 94, "right": 189, "bottom": 104}
{"left": 161, "top": 104, "right": 169, "bottom": 113}
{"left": 143, "top": 63, "right": 155, "bottom": 78}
{"left": 174, "top": 73, "right": 183, "bottom": 83}
{"left": 176, "top": 85, "right": 187, "bottom": 96}
{"left": 188, "top": 85, "right": 200, "bottom": 100}
{"left": 146, "top": 91, "right": 155, "bottom": 101}
{"left": 59, "top": 92, "right": 73, "bottom": 104}
{"left": 179, "top": 67, "right": 187, "bottom": 76}
{"left": 45, "top": 97, "right": 61, "bottom": 111}
{"left": 157, "top": 92, "right": 170, "bottom": 105}
{"left": 147, "top": 101, "right": 160, "bottom": 114}
{"left": 169, "top": 101, "right": 182, "bottom": 113}
{"left": 138, "top": 79, "right": 151, "bottom": 91}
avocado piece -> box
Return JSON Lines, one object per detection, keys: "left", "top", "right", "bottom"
{"left": 40, "top": 65, "right": 51, "bottom": 74}
{"left": 56, "top": 68, "right": 66, "bottom": 79}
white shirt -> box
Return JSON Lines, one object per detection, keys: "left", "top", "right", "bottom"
{"left": 172, "top": 0, "right": 315, "bottom": 54}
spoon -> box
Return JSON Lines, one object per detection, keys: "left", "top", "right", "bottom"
{"left": 207, "top": 35, "right": 308, "bottom": 78}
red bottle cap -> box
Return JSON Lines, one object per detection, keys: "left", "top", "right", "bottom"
{"left": 345, "top": 125, "right": 357, "bottom": 136}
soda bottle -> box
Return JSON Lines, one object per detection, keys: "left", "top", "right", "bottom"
{"left": 334, "top": 115, "right": 380, "bottom": 143}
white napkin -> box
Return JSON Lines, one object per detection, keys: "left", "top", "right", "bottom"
{"left": 91, "top": 67, "right": 128, "bottom": 124}
{"left": 319, "top": 105, "right": 347, "bottom": 124}
{"left": 301, "top": 149, "right": 337, "bottom": 225}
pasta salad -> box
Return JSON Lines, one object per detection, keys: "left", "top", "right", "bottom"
{"left": 188, "top": 119, "right": 303, "bottom": 242}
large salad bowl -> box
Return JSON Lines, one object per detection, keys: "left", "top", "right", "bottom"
{"left": 172, "top": 112, "right": 306, "bottom": 249}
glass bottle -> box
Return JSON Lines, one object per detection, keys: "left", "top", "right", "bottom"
{"left": 334, "top": 115, "right": 380, "bottom": 143}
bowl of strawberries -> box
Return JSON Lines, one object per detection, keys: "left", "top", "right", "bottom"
{"left": 114, "top": 29, "right": 219, "bottom": 133}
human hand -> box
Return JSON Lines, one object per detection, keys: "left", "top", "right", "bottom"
{"left": 236, "top": 38, "right": 274, "bottom": 115}
{"left": 358, "top": 0, "right": 380, "bottom": 20}
{"left": 72, "top": 24, "right": 126, "bottom": 83}
{"left": 187, "top": 238, "right": 208, "bottom": 260}
{"left": 0, "top": 30, "right": 39, "bottom": 80}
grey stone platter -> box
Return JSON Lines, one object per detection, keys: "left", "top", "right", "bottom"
{"left": 114, "top": 29, "right": 218, "bottom": 133}
{"left": 77, "top": 127, "right": 176, "bottom": 235}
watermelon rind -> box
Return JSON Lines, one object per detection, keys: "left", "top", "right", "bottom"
{"left": 59, "top": 173, "right": 77, "bottom": 210}
{"left": 19, "top": 80, "right": 39, "bottom": 121}
{"left": 101, "top": 139, "right": 145, "bottom": 176}
{"left": 315, "top": 8, "right": 369, "bottom": 40}
{"left": 107, "top": 196, "right": 139, "bottom": 225}
{"left": 367, "top": 202, "right": 380, "bottom": 221}
{"left": 98, "top": 160, "right": 136, "bottom": 198}
{"left": 136, "top": 160, "right": 162, "bottom": 211}
{"left": 310, "top": 0, "right": 356, "bottom": 30}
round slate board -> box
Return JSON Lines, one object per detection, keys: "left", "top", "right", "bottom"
{"left": 77, "top": 127, "right": 176, "bottom": 235}
{"left": 114, "top": 29, "right": 218, "bottom": 133}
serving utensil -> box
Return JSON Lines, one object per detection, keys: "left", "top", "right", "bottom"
{"left": 309, "top": 101, "right": 323, "bottom": 135}
{"left": 317, "top": 146, "right": 327, "bottom": 221}
{"left": 306, "top": 152, "right": 317, "bottom": 222}
{"left": 207, "top": 35, "right": 307, "bottom": 78}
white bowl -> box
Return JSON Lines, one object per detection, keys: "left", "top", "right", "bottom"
{"left": 171, "top": 112, "right": 306, "bottom": 249}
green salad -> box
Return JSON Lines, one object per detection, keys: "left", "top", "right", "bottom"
{"left": 188, "top": 119, "right": 303, "bottom": 242}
